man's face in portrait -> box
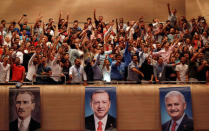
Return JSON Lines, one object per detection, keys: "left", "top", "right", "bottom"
{"left": 15, "top": 93, "right": 35, "bottom": 120}
{"left": 165, "top": 95, "right": 186, "bottom": 121}
{"left": 91, "top": 92, "right": 111, "bottom": 120}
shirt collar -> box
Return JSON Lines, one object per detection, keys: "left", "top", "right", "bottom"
{"left": 18, "top": 115, "right": 31, "bottom": 129}
{"left": 94, "top": 114, "right": 108, "bottom": 131}
{"left": 171, "top": 113, "right": 185, "bottom": 129}
{"left": 176, "top": 113, "right": 185, "bottom": 125}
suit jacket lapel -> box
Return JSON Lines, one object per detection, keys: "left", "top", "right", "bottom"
{"left": 89, "top": 115, "right": 95, "bottom": 130}
{"left": 14, "top": 119, "right": 19, "bottom": 131}
{"left": 166, "top": 120, "right": 172, "bottom": 131}
{"left": 105, "top": 115, "right": 115, "bottom": 130}
{"left": 177, "top": 115, "right": 188, "bottom": 131}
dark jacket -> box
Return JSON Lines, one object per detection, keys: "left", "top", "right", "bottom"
{"left": 85, "top": 114, "right": 116, "bottom": 131}
{"left": 162, "top": 114, "right": 193, "bottom": 131}
{"left": 10, "top": 118, "right": 40, "bottom": 131}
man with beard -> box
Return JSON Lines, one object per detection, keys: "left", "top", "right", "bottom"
{"left": 175, "top": 57, "right": 188, "bottom": 83}
{"left": 51, "top": 48, "right": 65, "bottom": 84}
{"left": 127, "top": 55, "right": 144, "bottom": 83}
{"left": 85, "top": 90, "right": 116, "bottom": 131}
{"left": 69, "top": 58, "right": 87, "bottom": 85}
{"left": 36, "top": 56, "right": 53, "bottom": 84}
{"left": 10, "top": 91, "right": 40, "bottom": 131}
{"left": 162, "top": 91, "right": 193, "bottom": 131}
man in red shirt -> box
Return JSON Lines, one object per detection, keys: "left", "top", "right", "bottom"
{"left": 11, "top": 57, "right": 25, "bottom": 82}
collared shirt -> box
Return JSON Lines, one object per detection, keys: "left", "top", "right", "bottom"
{"left": 94, "top": 114, "right": 108, "bottom": 131}
{"left": 92, "top": 54, "right": 103, "bottom": 80}
{"left": 102, "top": 66, "right": 111, "bottom": 82}
{"left": 175, "top": 63, "right": 188, "bottom": 82}
{"left": 69, "top": 65, "right": 87, "bottom": 83}
{"left": 169, "top": 113, "right": 185, "bottom": 131}
{"left": 123, "top": 42, "right": 132, "bottom": 67}
{"left": 94, "top": 50, "right": 112, "bottom": 69}
{"left": 51, "top": 54, "right": 63, "bottom": 82}
{"left": 110, "top": 61, "right": 125, "bottom": 80}
{"left": 18, "top": 116, "right": 31, "bottom": 130}
{"left": 138, "top": 51, "right": 149, "bottom": 66}
{"left": 0, "top": 62, "right": 10, "bottom": 82}
{"left": 26, "top": 53, "right": 38, "bottom": 81}
{"left": 127, "top": 61, "right": 140, "bottom": 82}
{"left": 68, "top": 49, "right": 83, "bottom": 65}
{"left": 152, "top": 44, "right": 175, "bottom": 63}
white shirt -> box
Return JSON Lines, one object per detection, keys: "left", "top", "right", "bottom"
{"left": 126, "top": 22, "right": 137, "bottom": 39}
{"left": 18, "top": 116, "right": 31, "bottom": 130}
{"left": 16, "top": 51, "right": 24, "bottom": 64}
{"left": 102, "top": 66, "right": 111, "bottom": 82}
{"left": 26, "top": 53, "right": 38, "bottom": 81}
{"left": 3, "top": 41, "right": 11, "bottom": 47}
{"left": 175, "top": 63, "right": 188, "bottom": 82}
{"left": 169, "top": 113, "right": 185, "bottom": 131}
{"left": 69, "top": 65, "right": 87, "bottom": 83}
{"left": 138, "top": 51, "right": 149, "bottom": 66}
{"left": 94, "top": 114, "right": 108, "bottom": 131}
{"left": 0, "top": 62, "right": 10, "bottom": 82}
{"left": 51, "top": 54, "right": 63, "bottom": 82}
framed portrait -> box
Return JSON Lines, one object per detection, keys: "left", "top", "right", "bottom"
{"left": 159, "top": 87, "right": 194, "bottom": 131}
{"left": 9, "top": 87, "right": 41, "bottom": 131}
{"left": 85, "top": 87, "right": 117, "bottom": 131}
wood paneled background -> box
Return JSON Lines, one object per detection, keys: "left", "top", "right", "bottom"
{"left": 0, "top": 84, "right": 209, "bottom": 131}
{"left": 0, "top": 0, "right": 185, "bottom": 23}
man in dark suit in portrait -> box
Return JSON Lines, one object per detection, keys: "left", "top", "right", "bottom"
{"left": 85, "top": 90, "right": 116, "bottom": 131}
{"left": 10, "top": 91, "right": 40, "bottom": 131}
{"left": 162, "top": 91, "right": 193, "bottom": 131}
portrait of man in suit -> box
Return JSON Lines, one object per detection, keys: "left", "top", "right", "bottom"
{"left": 85, "top": 89, "right": 116, "bottom": 131}
{"left": 9, "top": 90, "right": 41, "bottom": 131}
{"left": 162, "top": 90, "right": 194, "bottom": 131}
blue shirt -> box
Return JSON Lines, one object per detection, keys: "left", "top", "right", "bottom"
{"left": 123, "top": 42, "right": 132, "bottom": 67}
{"left": 111, "top": 61, "right": 125, "bottom": 80}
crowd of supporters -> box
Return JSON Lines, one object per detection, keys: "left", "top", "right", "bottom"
{"left": 0, "top": 3, "right": 209, "bottom": 85}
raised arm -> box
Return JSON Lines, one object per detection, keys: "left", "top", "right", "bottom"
{"left": 93, "top": 9, "right": 97, "bottom": 22}
{"left": 167, "top": 3, "right": 171, "bottom": 15}
{"left": 116, "top": 18, "right": 119, "bottom": 33}
{"left": 93, "top": 54, "right": 100, "bottom": 67}
{"left": 28, "top": 52, "right": 37, "bottom": 66}
{"left": 65, "top": 12, "right": 69, "bottom": 28}
{"left": 34, "top": 14, "right": 43, "bottom": 28}
{"left": 58, "top": 10, "right": 62, "bottom": 24}
{"left": 18, "top": 15, "right": 24, "bottom": 25}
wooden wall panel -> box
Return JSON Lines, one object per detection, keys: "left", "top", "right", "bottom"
{"left": 186, "top": 0, "right": 209, "bottom": 22}
{"left": 0, "top": 84, "right": 209, "bottom": 131}
{"left": 0, "top": 86, "right": 9, "bottom": 130}
{"left": 0, "top": 0, "right": 185, "bottom": 23}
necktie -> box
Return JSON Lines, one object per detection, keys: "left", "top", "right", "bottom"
{"left": 19, "top": 120, "right": 26, "bottom": 131}
{"left": 171, "top": 121, "right": 177, "bottom": 131}
{"left": 97, "top": 121, "right": 103, "bottom": 131}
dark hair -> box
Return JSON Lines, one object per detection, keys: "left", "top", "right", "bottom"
{"left": 1, "top": 19, "right": 6, "bottom": 23}
{"left": 91, "top": 90, "right": 110, "bottom": 101}
{"left": 74, "top": 20, "right": 78, "bottom": 23}
{"left": 15, "top": 90, "right": 35, "bottom": 103}
{"left": 131, "top": 54, "right": 138, "bottom": 59}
